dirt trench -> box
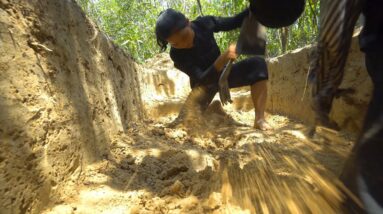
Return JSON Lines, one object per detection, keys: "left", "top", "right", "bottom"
{"left": 44, "top": 52, "right": 362, "bottom": 213}
{"left": 44, "top": 110, "right": 358, "bottom": 214}
{"left": 0, "top": 0, "right": 368, "bottom": 214}
{"left": 42, "top": 53, "right": 360, "bottom": 214}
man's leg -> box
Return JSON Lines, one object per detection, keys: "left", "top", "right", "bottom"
{"left": 228, "top": 56, "right": 271, "bottom": 130}
{"left": 251, "top": 80, "right": 272, "bottom": 130}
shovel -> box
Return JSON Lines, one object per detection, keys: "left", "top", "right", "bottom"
{"left": 219, "top": 11, "right": 266, "bottom": 105}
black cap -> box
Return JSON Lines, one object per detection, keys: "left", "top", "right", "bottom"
{"left": 156, "top": 9, "right": 188, "bottom": 41}
{"left": 250, "top": 0, "right": 306, "bottom": 28}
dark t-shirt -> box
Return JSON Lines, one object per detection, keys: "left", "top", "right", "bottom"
{"left": 170, "top": 10, "right": 248, "bottom": 87}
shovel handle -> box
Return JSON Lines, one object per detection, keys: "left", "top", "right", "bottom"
{"left": 219, "top": 60, "right": 234, "bottom": 85}
{"left": 218, "top": 60, "right": 234, "bottom": 105}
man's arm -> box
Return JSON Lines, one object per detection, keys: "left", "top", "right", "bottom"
{"left": 174, "top": 62, "right": 217, "bottom": 85}
{"left": 172, "top": 44, "right": 237, "bottom": 85}
{"left": 201, "top": 9, "right": 249, "bottom": 32}
{"left": 170, "top": 49, "right": 216, "bottom": 84}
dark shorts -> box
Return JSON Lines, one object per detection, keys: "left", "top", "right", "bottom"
{"left": 191, "top": 56, "right": 269, "bottom": 89}
{"left": 226, "top": 56, "right": 269, "bottom": 88}
{"left": 188, "top": 56, "right": 268, "bottom": 112}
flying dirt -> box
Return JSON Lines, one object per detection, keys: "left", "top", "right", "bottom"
{"left": 44, "top": 107, "right": 358, "bottom": 214}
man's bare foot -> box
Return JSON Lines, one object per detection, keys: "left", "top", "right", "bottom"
{"left": 254, "top": 119, "right": 273, "bottom": 131}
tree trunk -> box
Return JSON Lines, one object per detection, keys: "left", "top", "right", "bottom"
{"left": 196, "top": 0, "right": 203, "bottom": 16}
{"left": 279, "top": 27, "right": 289, "bottom": 53}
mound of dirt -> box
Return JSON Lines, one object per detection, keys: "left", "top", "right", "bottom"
{"left": 138, "top": 53, "right": 190, "bottom": 118}
{"left": 265, "top": 36, "right": 371, "bottom": 133}
{"left": 0, "top": 0, "right": 144, "bottom": 213}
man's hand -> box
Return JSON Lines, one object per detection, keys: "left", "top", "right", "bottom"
{"left": 214, "top": 43, "right": 237, "bottom": 71}
{"left": 226, "top": 43, "right": 238, "bottom": 60}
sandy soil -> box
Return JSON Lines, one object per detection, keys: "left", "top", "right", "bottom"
{"left": 0, "top": 1, "right": 364, "bottom": 213}
{"left": 43, "top": 105, "right": 356, "bottom": 214}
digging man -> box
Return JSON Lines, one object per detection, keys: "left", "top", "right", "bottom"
{"left": 155, "top": 8, "right": 272, "bottom": 130}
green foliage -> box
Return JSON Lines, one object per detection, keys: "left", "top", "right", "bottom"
{"left": 77, "top": 0, "right": 319, "bottom": 63}
{"left": 266, "top": 0, "right": 319, "bottom": 56}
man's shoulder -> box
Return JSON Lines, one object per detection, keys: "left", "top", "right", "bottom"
{"left": 192, "top": 16, "right": 216, "bottom": 32}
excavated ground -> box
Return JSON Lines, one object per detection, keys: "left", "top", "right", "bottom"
{"left": 44, "top": 106, "right": 356, "bottom": 214}
{"left": 35, "top": 30, "right": 357, "bottom": 214}
{"left": 0, "top": 1, "right": 364, "bottom": 213}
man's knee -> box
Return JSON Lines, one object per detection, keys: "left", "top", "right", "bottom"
{"left": 245, "top": 56, "right": 267, "bottom": 71}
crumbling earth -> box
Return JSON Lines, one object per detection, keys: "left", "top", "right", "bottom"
{"left": 44, "top": 107, "right": 356, "bottom": 214}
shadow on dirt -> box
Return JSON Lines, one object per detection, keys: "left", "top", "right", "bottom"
{"left": 93, "top": 118, "right": 351, "bottom": 213}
